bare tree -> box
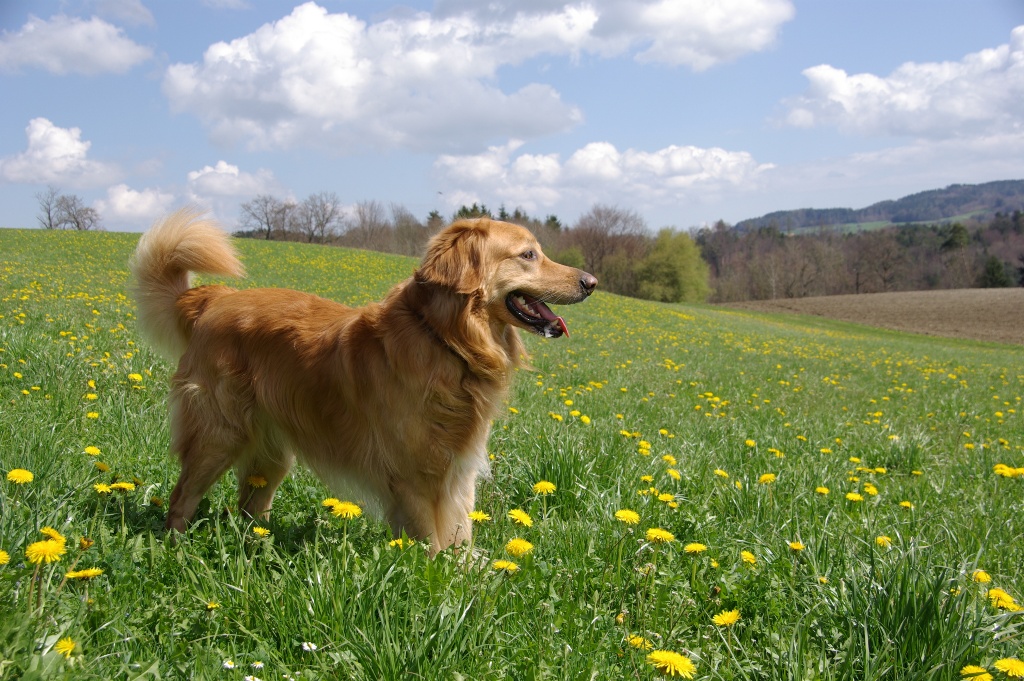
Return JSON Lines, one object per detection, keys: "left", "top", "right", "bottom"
{"left": 238, "top": 193, "right": 284, "bottom": 238}
{"left": 344, "top": 200, "right": 392, "bottom": 251}
{"left": 568, "top": 204, "right": 648, "bottom": 275}
{"left": 36, "top": 186, "right": 61, "bottom": 229}
{"left": 55, "top": 193, "right": 101, "bottom": 231}
{"left": 390, "top": 203, "right": 429, "bottom": 256}
{"left": 297, "top": 192, "right": 342, "bottom": 244}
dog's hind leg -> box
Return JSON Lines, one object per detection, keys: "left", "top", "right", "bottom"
{"left": 165, "top": 382, "right": 248, "bottom": 533}
{"left": 235, "top": 439, "right": 295, "bottom": 521}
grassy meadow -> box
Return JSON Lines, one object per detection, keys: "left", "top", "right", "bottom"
{"left": 1, "top": 228, "right": 1023, "bottom": 680}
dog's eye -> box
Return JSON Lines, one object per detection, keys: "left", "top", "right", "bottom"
{"left": 520, "top": 250, "right": 536, "bottom": 261}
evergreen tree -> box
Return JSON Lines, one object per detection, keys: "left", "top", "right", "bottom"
{"left": 978, "top": 256, "right": 1012, "bottom": 288}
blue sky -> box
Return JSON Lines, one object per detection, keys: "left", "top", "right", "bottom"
{"left": 2, "top": 0, "right": 1023, "bottom": 232}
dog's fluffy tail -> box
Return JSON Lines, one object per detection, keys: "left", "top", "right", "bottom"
{"left": 130, "top": 207, "right": 244, "bottom": 361}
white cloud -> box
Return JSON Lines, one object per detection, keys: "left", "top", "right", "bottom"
{"left": 0, "top": 118, "right": 119, "bottom": 187}
{"left": 186, "top": 160, "right": 279, "bottom": 199}
{"left": 436, "top": 0, "right": 794, "bottom": 69}
{"left": 184, "top": 160, "right": 281, "bottom": 222}
{"left": 784, "top": 25, "right": 1024, "bottom": 139}
{"left": 0, "top": 14, "right": 151, "bottom": 75}
{"left": 95, "top": 184, "right": 176, "bottom": 226}
{"left": 435, "top": 139, "right": 773, "bottom": 220}
{"left": 163, "top": 1, "right": 792, "bottom": 152}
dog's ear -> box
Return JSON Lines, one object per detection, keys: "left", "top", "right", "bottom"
{"left": 416, "top": 222, "right": 485, "bottom": 294}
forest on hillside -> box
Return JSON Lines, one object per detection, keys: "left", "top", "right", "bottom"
{"left": 697, "top": 212, "right": 1024, "bottom": 302}
{"left": 735, "top": 179, "right": 1024, "bottom": 232}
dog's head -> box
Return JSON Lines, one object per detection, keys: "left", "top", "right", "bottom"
{"left": 417, "top": 218, "right": 597, "bottom": 338}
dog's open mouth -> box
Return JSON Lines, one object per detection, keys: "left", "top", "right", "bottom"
{"left": 506, "top": 292, "right": 569, "bottom": 338}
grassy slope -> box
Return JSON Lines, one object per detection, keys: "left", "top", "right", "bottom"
{"left": 1, "top": 229, "right": 1022, "bottom": 680}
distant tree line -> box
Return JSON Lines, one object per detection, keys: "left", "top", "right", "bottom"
{"left": 696, "top": 211, "right": 1024, "bottom": 302}
{"left": 231, "top": 194, "right": 709, "bottom": 303}
{"left": 35, "top": 186, "right": 102, "bottom": 231}
{"left": 35, "top": 185, "right": 1022, "bottom": 304}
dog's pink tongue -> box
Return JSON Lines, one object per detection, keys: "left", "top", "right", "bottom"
{"left": 532, "top": 299, "right": 569, "bottom": 338}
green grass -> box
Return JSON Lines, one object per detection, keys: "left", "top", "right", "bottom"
{"left": 1, "top": 228, "right": 1022, "bottom": 680}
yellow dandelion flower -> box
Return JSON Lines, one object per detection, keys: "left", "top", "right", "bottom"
{"left": 666, "top": 468, "right": 681, "bottom": 481}
{"left": 206, "top": 601, "right": 220, "bottom": 610}
{"left": 994, "top": 659, "right": 1024, "bottom": 678}
{"left": 252, "top": 527, "right": 270, "bottom": 538}
{"left": 532, "top": 480, "right": 556, "bottom": 495}
{"left": 86, "top": 412, "right": 99, "bottom": 419}
{"left": 713, "top": 469, "right": 729, "bottom": 478}
{"left": 580, "top": 415, "right": 591, "bottom": 424}
{"left": 645, "top": 650, "right": 697, "bottom": 679}
{"left": 627, "top": 634, "right": 654, "bottom": 650}
{"left": 815, "top": 486, "right": 830, "bottom": 495}
{"left": 26, "top": 540, "right": 66, "bottom": 564}
{"left": 0, "top": 550, "right": 9, "bottom": 565}
{"left": 744, "top": 439, "right": 756, "bottom": 447}
{"left": 658, "top": 493, "right": 675, "bottom": 503}
{"left": 684, "top": 542, "right": 707, "bottom": 554}
{"left": 758, "top": 473, "right": 776, "bottom": 485}
{"left": 6, "top": 468, "right": 33, "bottom": 484}
{"left": 988, "top": 588, "right": 1020, "bottom": 610}
{"left": 640, "top": 475, "right": 654, "bottom": 483}
{"left": 328, "top": 501, "right": 362, "bottom": 519}
{"left": 492, "top": 559, "right": 519, "bottom": 573}
{"left": 863, "top": 483, "right": 878, "bottom": 496}
{"left": 505, "top": 538, "right": 534, "bottom": 557}
{"left": 94, "top": 461, "right": 110, "bottom": 472}
{"left": 846, "top": 492, "right": 864, "bottom": 502}
{"left": 788, "top": 541, "right": 805, "bottom": 552}
{"left": 662, "top": 455, "right": 677, "bottom": 465}
{"left": 508, "top": 509, "right": 533, "bottom": 527}
{"left": 389, "top": 538, "right": 414, "bottom": 549}
{"left": 94, "top": 483, "right": 112, "bottom": 494}
{"left": 247, "top": 475, "right": 268, "bottom": 488}
{"left": 83, "top": 446, "right": 101, "bottom": 456}
{"left": 960, "top": 665, "right": 993, "bottom": 681}
{"left": 65, "top": 567, "right": 104, "bottom": 579}
{"left": 734, "top": 480, "right": 743, "bottom": 490}
{"left": 615, "top": 509, "right": 640, "bottom": 525}
{"left": 899, "top": 500, "right": 913, "bottom": 510}
{"left": 468, "top": 510, "right": 491, "bottom": 522}
{"left": 128, "top": 373, "right": 143, "bottom": 382}
{"left": 712, "top": 609, "right": 740, "bottom": 627}
{"left": 875, "top": 535, "right": 893, "bottom": 548}
{"left": 972, "top": 570, "right": 992, "bottom": 583}
{"left": 645, "top": 528, "right": 675, "bottom": 544}
{"left": 110, "top": 481, "right": 135, "bottom": 492}
{"left": 740, "top": 550, "right": 756, "bottom": 565}
{"left": 40, "top": 527, "right": 66, "bottom": 545}
{"left": 54, "top": 637, "right": 76, "bottom": 658}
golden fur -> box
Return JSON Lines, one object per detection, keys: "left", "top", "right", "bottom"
{"left": 130, "top": 207, "right": 596, "bottom": 554}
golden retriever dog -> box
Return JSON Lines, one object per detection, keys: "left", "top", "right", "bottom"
{"left": 130, "top": 207, "right": 596, "bottom": 554}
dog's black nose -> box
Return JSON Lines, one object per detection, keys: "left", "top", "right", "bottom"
{"left": 580, "top": 272, "right": 598, "bottom": 296}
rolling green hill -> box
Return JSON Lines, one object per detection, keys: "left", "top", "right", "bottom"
{"left": 735, "top": 179, "right": 1024, "bottom": 232}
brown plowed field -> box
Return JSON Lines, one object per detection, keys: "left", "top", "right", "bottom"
{"left": 723, "top": 289, "right": 1024, "bottom": 345}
